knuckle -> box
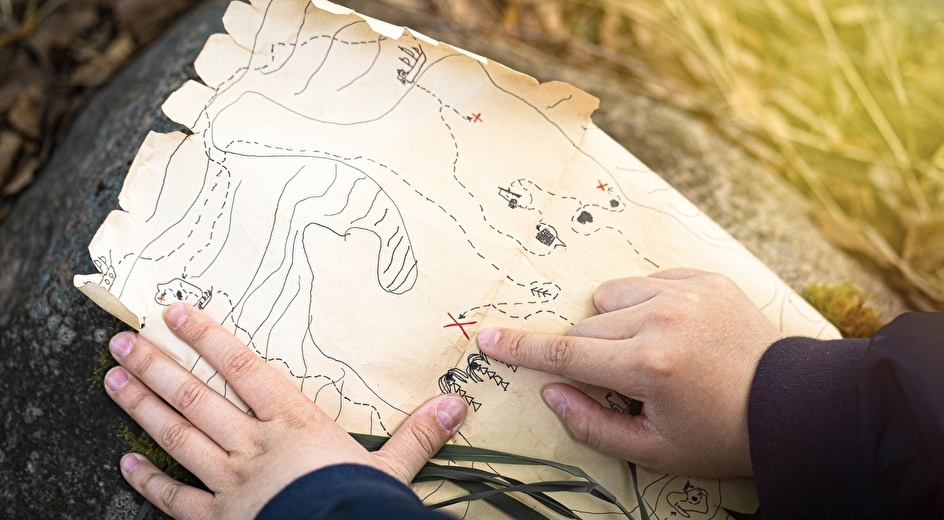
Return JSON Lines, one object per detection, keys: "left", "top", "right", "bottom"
{"left": 125, "top": 391, "right": 148, "bottom": 415}
{"left": 220, "top": 348, "right": 260, "bottom": 381}
{"left": 138, "top": 469, "right": 172, "bottom": 505}
{"left": 698, "top": 272, "right": 731, "bottom": 293}
{"left": 173, "top": 380, "right": 209, "bottom": 414}
{"left": 181, "top": 318, "right": 215, "bottom": 346}
{"left": 648, "top": 301, "right": 680, "bottom": 324}
{"left": 408, "top": 421, "right": 443, "bottom": 457}
{"left": 133, "top": 351, "right": 156, "bottom": 379}
{"left": 277, "top": 402, "right": 319, "bottom": 430}
{"left": 137, "top": 468, "right": 160, "bottom": 493}
{"left": 160, "top": 420, "right": 194, "bottom": 452}
{"left": 241, "top": 427, "right": 269, "bottom": 458}
{"left": 644, "top": 348, "right": 676, "bottom": 377}
{"left": 569, "top": 413, "right": 602, "bottom": 447}
{"left": 157, "top": 481, "right": 184, "bottom": 511}
{"left": 544, "top": 336, "right": 576, "bottom": 373}
{"left": 503, "top": 330, "right": 525, "bottom": 356}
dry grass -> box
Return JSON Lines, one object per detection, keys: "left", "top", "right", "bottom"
{"left": 390, "top": 0, "right": 944, "bottom": 311}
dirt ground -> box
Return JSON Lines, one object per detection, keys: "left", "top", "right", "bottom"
{"left": 0, "top": 0, "right": 197, "bottom": 222}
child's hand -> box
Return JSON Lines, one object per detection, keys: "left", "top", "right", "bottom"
{"left": 105, "top": 304, "right": 467, "bottom": 519}
{"left": 477, "top": 268, "right": 782, "bottom": 478}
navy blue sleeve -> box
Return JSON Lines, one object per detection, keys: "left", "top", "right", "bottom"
{"left": 748, "top": 335, "right": 880, "bottom": 519}
{"left": 748, "top": 312, "right": 944, "bottom": 520}
{"left": 858, "top": 313, "right": 944, "bottom": 518}
{"left": 256, "top": 464, "right": 451, "bottom": 520}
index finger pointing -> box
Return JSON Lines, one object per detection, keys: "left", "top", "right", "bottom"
{"left": 164, "top": 303, "right": 303, "bottom": 419}
{"left": 477, "top": 328, "right": 642, "bottom": 393}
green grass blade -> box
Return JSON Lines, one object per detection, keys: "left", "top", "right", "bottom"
{"left": 414, "top": 463, "right": 579, "bottom": 518}
{"left": 351, "top": 433, "right": 633, "bottom": 518}
{"left": 500, "top": 473, "right": 582, "bottom": 518}
{"left": 352, "top": 433, "right": 593, "bottom": 480}
{"left": 628, "top": 462, "right": 650, "bottom": 520}
{"left": 449, "top": 480, "right": 553, "bottom": 520}
{"left": 428, "top": 480, "right": 627, "bottom": 514}
{"left": 413, "top": 463, "right": 513, "bottom": 487}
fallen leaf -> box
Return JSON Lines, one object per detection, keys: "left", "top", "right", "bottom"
{"left": 70, "top": 32, "right": 136, "bottom": 87}
{"left": 2, "top": 156, "right": 39, "bottom": 197}
{"left": 0, "top": 81, "right": 25, "bottom": 114}
{"left": 69, "top": 25, "right": 115, "bottom": 73}
{"left": 26, "top": 5, "right": 99, "bottom": 65}
{"left": 0, "top": 48, "right": 38, "bottom": 110}
{"left": 7, "top": 83, "right": 43, "bottom": 139}
{"left": 0, "top": 130, "right": 23, "bottom": 188}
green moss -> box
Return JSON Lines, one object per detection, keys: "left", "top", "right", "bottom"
{"left": 117, "top": 428, "right": 199, "bottom": 485}
{"left": 801, "top": 282, "right": 885, "bottom": 338}
{"left": 89, "top": 343, "right": 119, "bottom": 387}
{"left": 96, "top": 322, "right": 200, "bottom": 486}
{"left": 88, "top": 319, "right": 128, "bottom": 387}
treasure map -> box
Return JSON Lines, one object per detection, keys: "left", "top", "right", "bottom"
{"left": 75, "top": 1, "right": 839, "bottom": 518}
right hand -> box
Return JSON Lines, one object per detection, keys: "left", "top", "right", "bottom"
{"left": 477, "top": 269, "right": 782, "bottom": 478}
{"left": 105, "top": 304, "right": 467, "bottom": 519}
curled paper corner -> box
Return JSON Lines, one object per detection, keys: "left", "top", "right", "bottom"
{"left": 312, "top": 0, "right": 406, "bottom": 39}
{"left": 162, "top": 80, "right": 216, "bottom": 131}
{"left": 312, "top": 0, "right": 486, "bottom": 65}
{"left": 73, "top": 275, "right": 143, "bottom": 330}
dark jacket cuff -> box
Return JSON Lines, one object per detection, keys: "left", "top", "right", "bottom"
{"left": 256, "top": 463, "right": 429, "bottom": 520}
{"left": 748, "top": 336, "right": 881, "bottom": 520}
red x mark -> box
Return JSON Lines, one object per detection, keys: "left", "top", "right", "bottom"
{"left": 472, "top": 113, "right": 483, "bottom": 123}
{"left": 157, "top": 294, "right": 165, "bottom": 303}
{"left": 597, "top": 180, "right": 609, "bottom": 191}
{"left": 443, "top": 312, "right": 477, "bottom": 340}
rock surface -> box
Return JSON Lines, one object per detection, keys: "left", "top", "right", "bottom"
{"left": 0, "top": 0, "right": 905, "bottom": 518}
{"left": 0, "top": 1, "right": 230, "bottom": 517}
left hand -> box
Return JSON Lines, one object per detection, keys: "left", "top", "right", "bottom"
{"left": 104, "top": 303, "right": 468, "bottom": 520}
{"left": 477, "top": 269, "right": 782, "bottom": 478}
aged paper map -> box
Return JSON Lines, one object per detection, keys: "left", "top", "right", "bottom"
{"left": 76, "top": 1, "right": 839, "bottom": 517}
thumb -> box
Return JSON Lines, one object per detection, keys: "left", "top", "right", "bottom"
{"left": 544, "top": 384, "right": 660, "bottom": 466}
{"left": 374, "top": 394, "right": 468, "bottom": 483}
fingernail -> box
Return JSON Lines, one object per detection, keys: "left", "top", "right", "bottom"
{"left": 165, "top": 304, "right": 188, "bottom": 329}
{"left": 437, "top": 396, "right": 467, "bottom": 432}
{"left": 109, "top": 333, "right": 134, "bottom": 359}
{"left": 120, "top": 453, "right": 140, "bottom": 475}
{"left": 477, "top": 328, "right": 500, "bottom": 350}
{"left": 105, "top": 367, "right": 130, "bottom": 392}
{"left": 543, "top": 388, "right": 567, "bottom": 417}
